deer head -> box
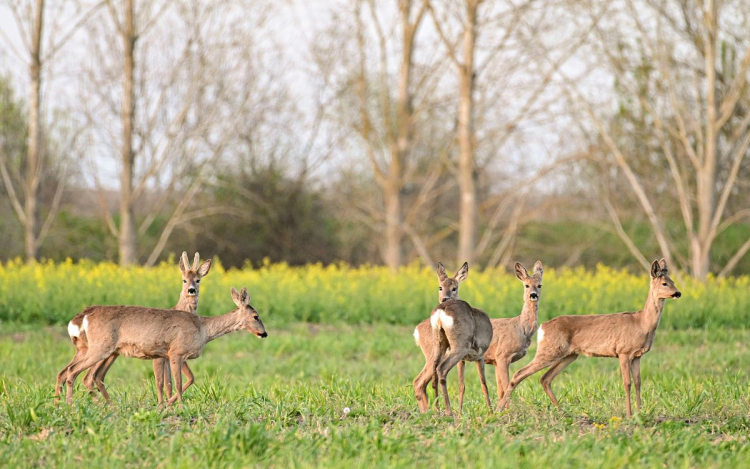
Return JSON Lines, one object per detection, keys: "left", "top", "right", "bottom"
{"left": 436, "top": 262, "right": 469, "bottom": 303}
{"left": 179, "top": 252, "right": 212, "bottom": 301}
{"left": 515, "top": 261, "right": 543, "bottom": 303}
{"left": 230, "top": 286, "right": 267, "bottom": 338}
{"left": 650, "top": 258, "right": 681, "bottom": 300}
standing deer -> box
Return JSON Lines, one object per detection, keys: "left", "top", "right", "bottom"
{"left": 496, "top": 259, "right": 681, "bottom": 417}
{"left": 414, "top": 278, "right": 493, "bottom": 416}
{"left": 478, "top": 261, "right": 544, "bottom": 409}
{"left": 55, "top": 252, "right": 211, "bottom": 403}
{"left": 59, "top": 286, "right": 266, "bottom": 406}
{"left": 412, "top": 262, "right": 469, "bottom": 410}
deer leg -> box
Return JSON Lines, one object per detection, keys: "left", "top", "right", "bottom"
{"left": 55, "top": 348, "right": 84, "bottom": 401}
{"left": 181, "top": 362, "right": 194, "bottom": 393}
{"left": 413, "top": 343, "right": 445, "bottom": 413}
{"left": 475, "top": 360, "right": 493, "bottom": 413}
{"left": 540, "top": 354, "right": 578, "bottom": 407}
{"left": 631, "top": 357, "right": 642, "bottom": 413}
{"left": 91, "top": 354, "right": 118, "bottom": 403}
{"left": 165, "top": 356, "right": 184, "bottom": 407}
{"left": 457, "top": 360, "right": 466, "bottom": 414}
{"left": 619, "top": 355, "right": 633, "bottom": 418}
{"left": 153, "top": 359, "right": 166, "bottom": 405}
{"left": 494, "top": 357, "right": 510, "bottom": 408}
{"left": 163, "top": 361, "right": 173, "bottom": 399}
{"left": 65, "top": 349, "right": 113, "bottom": 404}
{"left": 497, "top": 356, "right": 556, "bottom": 410}
{"left": 437, "top": 348, "right": 468, "bottom": 417}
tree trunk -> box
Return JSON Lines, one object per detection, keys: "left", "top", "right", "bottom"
{"left": 119, "top": 0, "right": 137, "bottom": 266}
{"left": 24, "top": 0, "right": 45, "bottom": 263}
{"left": 457, "top": 0, "right": 478, "bottom": 266}
{"left": 383, "top": 174, "right": 402, "bottom": 271}
{"left": 693, "top": 0, "right": 718, "bottom": 280}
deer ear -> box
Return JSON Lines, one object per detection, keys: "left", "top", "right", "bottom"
{"left": 515, "top": 262, "right": 528, "bottom": 280}
{"left": 198, "top": 259, "right": 212, "bottom": 277}
{"left": 231, "top": 286, "right": 242, "bottom": 306}
{"left": 650, "top": 260, "right": 661, "bottom": 278}
{"left": 533, "top": 261, "right": 544, "bottom": 278}
{"left": 658, "top": 258, "right": 668, "bottom": 275}
{"left": 454, "top": 262, "right": 469, "bottom": 283}
{"left": 180, "top": 252, "right": 189, "bottom": 273}
{"left": 437, "top": 262, "right": 448, "bottom": 282}
{"left": 240, "top": 287, "right": 249, "bottom": 304}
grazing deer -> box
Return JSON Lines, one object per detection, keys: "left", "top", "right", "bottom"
{"left": 54, "top": 252, "right": 211, "bottom": 404}
{"left": 412, "top": 262, "right": 469, "bottom": 410}
{"left": 496, "top": 259, "right": 681, "bottom": 418}
{"left": 414, "top": 281, "right": 493, "bottom": 415}
{"left": 478, "top": 261, "right": 544, "bottom": 409}
{"left": 60, "top": 286, "right": 266, "bottom": 406}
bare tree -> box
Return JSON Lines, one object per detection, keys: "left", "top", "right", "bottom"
{"left": 567, "top": 0, "right": 750, "bottom": 278}
{"left": 0, "top": 0, "right": 102, "bottom": 261}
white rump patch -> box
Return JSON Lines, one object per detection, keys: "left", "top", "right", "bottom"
{"left": 430, "top": 309, "right": 454, "bottom": 330}
{"left": 81, "top": 316, "right": 89, "bottom": 334}
{"left": 537, "top": 324, "right": 545, "bottom": 343}
{"left": 67, "top": 321, "right": 80, "bottom": 338}
{"left": 413, "top": 327, "right": 420, "bottom": 346}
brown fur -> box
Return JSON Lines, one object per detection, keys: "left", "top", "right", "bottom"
{"left": 54, "top": 252, "right": 212, "bottom": 404}
{"left": 496, "top": 259, "right": 681, "bottom": 417}
{"left": 57, "top": 287, "right": 266, "bottom": 406}
{"left": 413, "top": 263, "right": 494, "bottom": 417}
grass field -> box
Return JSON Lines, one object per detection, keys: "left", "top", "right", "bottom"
{"left": 1, "top": 323, "right": 749, "bottom": 468}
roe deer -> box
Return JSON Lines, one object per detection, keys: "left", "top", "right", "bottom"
{"left": 412, "top": 262, "right": 472, "bottom": 411}
{"left": 55, "top": 252, "right": 211, "bottom": 403}
{"left": 59, "top": 287, "right": 266, "bottom": 405}
{"left": 496, "top": 259, "right": 681, "bottom": 417}
{"left": 477, "top": 261, "right": 544, "bottom": 409}
{"left": 414, "top": 294, "right": 493, "bottom": 416}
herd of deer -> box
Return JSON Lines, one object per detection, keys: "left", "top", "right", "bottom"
{"left": 414, "top": 258, "right": 681, "bottom": 418}
{"left": 52, "top": 251, "right": 681, "bottom": 419}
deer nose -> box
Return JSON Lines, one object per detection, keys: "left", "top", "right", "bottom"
{"left": 259, "top": 332, "right": 268, "bottom": 338}
{"left": 672, "top": 291, "right": 681, "bottom": 298}
{"left": 441, "top": 297, "right": 451, "bottom": 303}
{"left": 530, "top": 292, "right": 539, "bottom": 300}
{"left": 188, "top": 287, "right": 196, "bottom": 295}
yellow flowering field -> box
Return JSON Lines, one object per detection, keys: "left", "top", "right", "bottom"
{"left": 0, "top": 258, "right": 748, "bottom": 328}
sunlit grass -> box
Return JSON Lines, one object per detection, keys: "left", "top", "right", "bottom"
{"left": 1, "top": 324, "right": 749, "bottom": 467}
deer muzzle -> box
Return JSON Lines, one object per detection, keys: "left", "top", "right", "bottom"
{"left": 672, "top": 291, "right": 682, "bottom": 298}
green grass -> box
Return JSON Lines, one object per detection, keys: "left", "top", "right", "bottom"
{"left": 1, "top": 323, "right": 748, "bottom": 468}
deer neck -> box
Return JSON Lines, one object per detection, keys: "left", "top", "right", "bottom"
{"left": 520, "top": 300, "right": 539, "bottom": 336}
{"left": 174, "top": 293, "right": 198, "bottom": 314}
{"left": 640, "top": 290, "right": 665, "bottom": 332}
{"left": 202, "top": 309, "right": 244, "bottom": 342}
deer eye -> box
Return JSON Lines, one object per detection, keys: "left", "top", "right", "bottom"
{"left": 538, "top": 285, "right": 542, "bottom": 288}
{"left": 452, "top": 287, "right": 457, "bottom": 292}
{"left": 662, "top": 283, "right": 667, "bottom": 286}
{"left": 196, "top": 279, "right": 200, "bottom": 283}
{"left": 525, "top": 285, "right": 530, "bottom": 288}
{"left": 183, "top": 280, "right": 186, "bottom": 283}
{"left": 439, "top": 287, "right": 443, "bottom": 291}
{"left": 253, "top": 315, "right": 259, "bottom": 320}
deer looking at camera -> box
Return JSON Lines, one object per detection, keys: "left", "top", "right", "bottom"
{"left": 414, "top": 265, "right": 493, "bottom": 416}
{"left": 476, "top": 261, "right": 544, "bottom": 409}
{"left": 496, "top": 259, "right": 681, "bottom": 418}
{"left": 58, "top": 287, "right": 267, "bottom": 406}
{"left": 412, "top": 262, "right": 469, "bottom": 410}
{"left": 55, "top": 252, "right": 211, "bottom": 404}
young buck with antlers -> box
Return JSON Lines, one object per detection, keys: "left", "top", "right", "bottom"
{"left": 496, "top": 259, "right": 681, "bottom": 417}
{"left": 412, "top": 262, "right": 468, "bottom": 410}
{"left": 55, "top": 252, "right": 212, "bottom": 403}
{"left": 414, "top": 268, "right": 493, "bottom": 416}
{"left": 59, "top": 287, "right": 267, "bottom": 406}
